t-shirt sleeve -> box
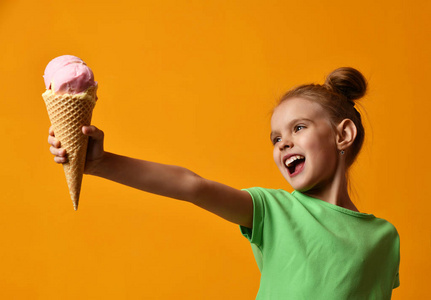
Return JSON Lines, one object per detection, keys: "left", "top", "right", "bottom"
{"left": 393, "top": 272, "right": 400, "bottom": 289}
{"left": 393, "top": 228, "right": 400, "bottom": 289}
{"left": 239, "top": 188, "right": 265, "bottom": 248}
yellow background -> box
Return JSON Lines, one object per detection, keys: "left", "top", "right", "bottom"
{"left": 1, "top": 0, "right": 430, "bottom": 298}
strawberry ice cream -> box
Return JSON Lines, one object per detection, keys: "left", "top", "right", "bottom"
{"left": 43, "top": 55, "right": 96, "bottom": 94}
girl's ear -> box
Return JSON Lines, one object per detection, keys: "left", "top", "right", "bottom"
{"left": 336, "top": 119, "right": 357, "bottom": 151}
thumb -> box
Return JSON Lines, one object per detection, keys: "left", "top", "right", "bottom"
{"left": 82, "top": 125, "right": 104, "bottom": 140}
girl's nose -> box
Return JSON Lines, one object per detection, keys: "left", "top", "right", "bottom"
{"left": 279, "top": 139, "right": 293, "bottom": 150}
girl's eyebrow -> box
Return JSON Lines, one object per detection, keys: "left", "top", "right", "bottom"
{"left": 270, "top": 131, "right": 279, "bottom": 141}
{"left": 270, "top": 118, "right": 313, "bottom": 141}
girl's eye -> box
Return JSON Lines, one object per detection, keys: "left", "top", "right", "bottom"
{"left": 294, "top": 125, "right": 305, "bottom": 132}
{"left": 272, "top": 137, "right": 282, "bottom": 145}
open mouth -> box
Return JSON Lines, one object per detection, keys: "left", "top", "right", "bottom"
{"left": 285, "top": 155, "right": 305, "bottom": 176}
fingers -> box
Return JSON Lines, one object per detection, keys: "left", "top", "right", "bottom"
{"left": 49, "top": 126, "right": 55, "bottom": 137}
{"left": 49, "top": 144, "right": 67, "bottom": 163}
{"left": 50, "top": 145, "right": 66, "bottom": 157}
{"left": 54, "top": 156, "right": 67, "bottom": 163}
{"left": 48, "top": 134, "right": 60, "bottom": 148}
{"left": 48, "top": 126, "right": 67, "bottom": 164}
{"left": 53, "top": 152, "right": 68, "bottom": 163}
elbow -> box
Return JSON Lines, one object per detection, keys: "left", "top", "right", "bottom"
{"left": 186, "top": 173, "right": 208, "bottom": 206}
{"left": 176, "top": 168, "right": 204, "bottom": 204}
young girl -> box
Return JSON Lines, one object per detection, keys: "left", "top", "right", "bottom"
{"left": 48, "top": 67, "right": 400, "bottom": 299}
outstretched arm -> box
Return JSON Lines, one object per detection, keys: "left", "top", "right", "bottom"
{"left": 48, "top": 126, "right": 253, "bottom": 228}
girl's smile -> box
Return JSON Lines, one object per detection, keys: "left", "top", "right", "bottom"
{"left": 283, "top": 154, "right": 305, "bottom": 177}
{"left": 271, "top": 97, "right": 339, "bottom": 193}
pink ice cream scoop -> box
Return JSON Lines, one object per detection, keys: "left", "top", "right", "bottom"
{"left": 43, "top": 55, "right": 97, "bottom": 95}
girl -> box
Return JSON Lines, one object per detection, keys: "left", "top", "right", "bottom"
{"left": 48, "top": 67, "right": 400, "bottom": 299}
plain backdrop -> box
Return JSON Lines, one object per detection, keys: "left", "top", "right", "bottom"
{"left": 1, "top": 0, "right": 430, "bottom": 298}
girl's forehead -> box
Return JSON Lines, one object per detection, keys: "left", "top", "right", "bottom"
{"left": 271, "top": 97, "right": 326, "bottom": 123}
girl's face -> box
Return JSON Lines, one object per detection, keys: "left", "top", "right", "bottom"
{"left": 271, "top": 97, "right": 340, "bottom": 192}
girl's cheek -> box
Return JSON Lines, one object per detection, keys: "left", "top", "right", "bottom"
{"left": 273, "top": 148, "right": 279, "bottom": 164}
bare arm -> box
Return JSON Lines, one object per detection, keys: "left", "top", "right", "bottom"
{"left": 48, "top": 126, "right": 253, "bottom": 228}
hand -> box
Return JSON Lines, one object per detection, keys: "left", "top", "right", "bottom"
{"left": 48, "top": 125, "right": 105, "bottom": 175}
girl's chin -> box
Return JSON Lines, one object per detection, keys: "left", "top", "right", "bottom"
{"left": 285, "top": 177, "right": 314, "bottom": 192}
{"left": 285, "top": 180, "right": 308, "bottom": 191}
{"left": 282, "top": 170, "right": 319, "bottom": 192}
{"left": 290, "top": 184, "right": 311, "bottom": 192}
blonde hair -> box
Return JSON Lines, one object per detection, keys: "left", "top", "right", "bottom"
{"left": 279, "top": 67, "right": 367, "bottom": 167}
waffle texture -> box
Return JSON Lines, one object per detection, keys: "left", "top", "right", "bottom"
{"left": 43, "top": 85, "right": 97, "bottom": 210}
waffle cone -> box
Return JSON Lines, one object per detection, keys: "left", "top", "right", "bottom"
{"left": 42, "top": 85, "right": 97, "bottom": 210}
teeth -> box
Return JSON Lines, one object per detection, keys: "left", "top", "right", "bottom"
{"left": 285, "top": 155, "right": 305, "bottom": 167}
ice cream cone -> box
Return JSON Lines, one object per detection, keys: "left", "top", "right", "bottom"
{"left": 43, "top": 85, "right": 97, "bottom": 210}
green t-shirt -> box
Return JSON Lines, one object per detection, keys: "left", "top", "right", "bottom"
{"left": 240, "top": 188, "right": 400, "bottom": 300}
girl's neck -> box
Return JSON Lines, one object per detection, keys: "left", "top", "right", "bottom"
{"left": 303, "top": 172, "right": 359, "bottom": 212}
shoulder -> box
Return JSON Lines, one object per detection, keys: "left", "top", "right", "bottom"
{"left": 371, "top": 217, "right": 401, "bottom": 268}
{"left": 242, "top": 187, "right": 298, "bottom": 212}
{"left": 373, "top": 216, "right": 400, "bottom": 236}
{"left": 242, "top": 187, "right": 293, "bottom": 200}
{"left": 369, "top": 216, "right": 401, "bottom": 252}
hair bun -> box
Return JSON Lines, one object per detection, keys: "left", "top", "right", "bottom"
{"left": 324, "top": 67, "right": 367, "bottom": 101}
